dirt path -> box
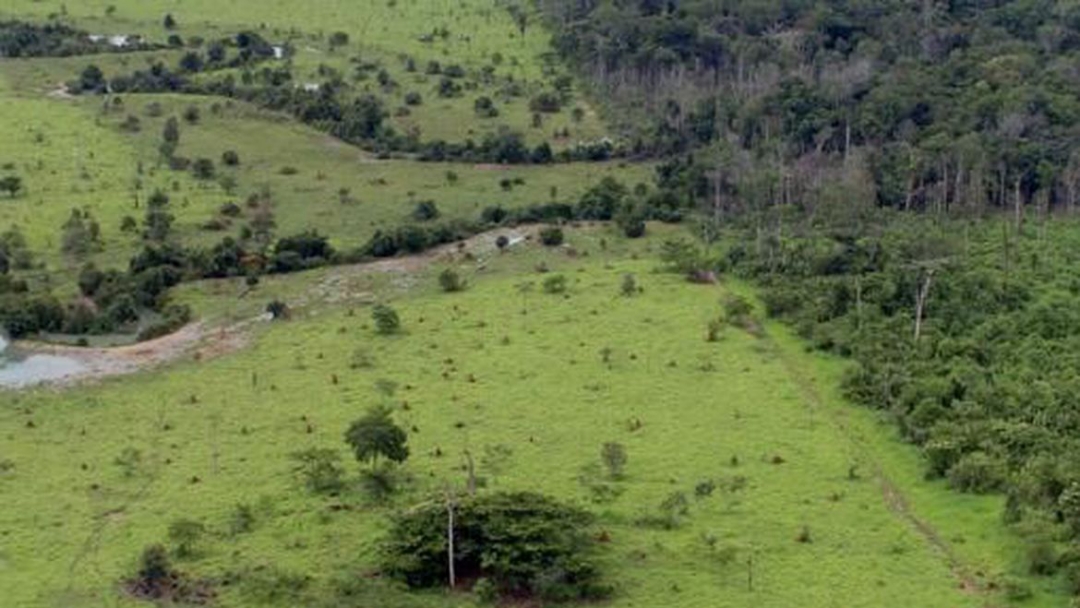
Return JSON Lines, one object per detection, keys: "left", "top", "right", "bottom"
{"left": 757, "top": 324, "right": 995, "bottom": 605}
{"left": 11, "top": 226, "right": 540, "bottom": 388}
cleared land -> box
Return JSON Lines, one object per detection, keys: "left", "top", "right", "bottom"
{"left": 0, "top": 227, "right": 1030, "bottom": 608}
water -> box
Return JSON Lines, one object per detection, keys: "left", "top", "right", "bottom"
{"left": 0, "top": 334, "right": 87, "bottom": 388}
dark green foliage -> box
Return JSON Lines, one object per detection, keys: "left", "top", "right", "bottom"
{"left": 191, "top": 158, "right": 215, "bottom": 179}
{"left": 221, "top": 150, "right": 239, "bottom": 166}
{"left": 271, "top": 230, "right": 334, "bottom": 273}
{"left": 0, "top": 175, "right": 22, "bottom": 197}
{"left": 344, "top": 405, "right": 409, "bottom": 468}
{"left": 542, "top": 274, "right": 567, "bottom": 294}
{"left": 404, "top": 91, "right": 422, "bottom": 106}
{"left": 539, "top": 226, "right": 564, "bottom": 246}
{"left": 265, "top": 300, "right": 289, "bottom": 320}
{"left": 382, "top": 492, "right": 610, "bottom": 602}
{"left": 371, "top": 304, "right": 401, "bottom": 335}
{"left": 168, "top": 519, "right": 205, "bottom": 558}
{"left": 438, "top": 268, "right": 466, "bottom": 293}
{"left": 411, "top": 200, "right": 439, "bottom": 221}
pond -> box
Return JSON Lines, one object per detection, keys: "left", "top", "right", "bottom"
{"left": 0, "top": 335, "right": 87, "bottom": 389}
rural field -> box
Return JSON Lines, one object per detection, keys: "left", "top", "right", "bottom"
{"left": 2, "top": 1, "right": 1079, "bottom": 607}
{"left": 0, "top": 227, "right": 1056, "bottom": 607}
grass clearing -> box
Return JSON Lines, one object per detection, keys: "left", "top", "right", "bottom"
{"left": 0, "top": 228, "right": 1032, "bottom": 607}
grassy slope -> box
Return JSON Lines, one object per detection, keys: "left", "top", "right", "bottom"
{"left": 0, "top": 0, "right": 609, "bottom": 146}
{"left": 0, "top": 228, "right": 1022, "bottom": 608}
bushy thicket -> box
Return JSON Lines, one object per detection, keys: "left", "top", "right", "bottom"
{"left": 382, "top": 492, "right": 610, "bottom": 602}
{"left": 721, "top": 212, "right": 1080, "bottom": 559}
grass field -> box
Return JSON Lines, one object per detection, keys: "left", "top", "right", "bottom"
{"left": 0, "top": 227, "right": 1061, "bottom": 607}
{"left": 0, "top": 0, "right": 609, "bottom": 146}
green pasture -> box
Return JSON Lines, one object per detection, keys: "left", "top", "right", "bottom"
{"left": 0, "top": 228, "right": 1048, "bottom": 607}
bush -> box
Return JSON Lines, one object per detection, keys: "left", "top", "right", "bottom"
{"left": 539, "top": 226, "right": 564, "bottom": 246}
{"left": 438, "top": 268, "right": 466, "bottom": 292}
{"left": 382, "top": 492, "right": 610, "bottom": 602}
{"left": 191, "top": 158, "right": 215, "bottom": 180}
{"left": 372, "top": 304, "right": 401, "bottom": 334}
{"left": 266, "top": 300, "right": 289, "bottom": 319}
{"left": 290, "top": 448, "right": 344, "bottom": 493}
{"left": 404, "top": 91, "right": 422, "bottom": 106}
{"left": 543, "top": 275, "right": 567, "bottom": 294}
{"left": 221, "top": 150, "right": 240, "bottom": 166}
{"left": 412, "top": 200, "right": 440, "bottom": 221}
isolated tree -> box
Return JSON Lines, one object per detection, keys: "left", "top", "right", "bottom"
{"left": 372, "top": 304, "right": 401, "bottom": 334}
{"left": 0, "top": 175, "right": 21, "bottom": 198}
{"left": 221, "top": 150, "right": 240, "bottom": 166}
{"left": 620, "top": 274, "right": 637, "bottom": 297}
{"left": 345, "top": 405, "right": 409, "bottom": 468}
{"left": 163, "top": 13, "right": 177, "bottom": 29}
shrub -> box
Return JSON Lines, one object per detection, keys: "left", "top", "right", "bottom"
{"left": 543, "top": 274, "right": 567, "bottom": 294}
{"left": 620, "top": 274, "right": 637, "bottom": 297}
{"left": 404, "top": 91, "right": 422, "bottom": 105}
{"left": 290, "top": 448, "right": 344, "bottom": 493}
{"left": 382, "top": 492, "right": 610, "bottom": 602}
{"left": 438, "top": 268, "right": 466, "bottom": 292}
{"left": 221, "top": 150, "right": 240, "bottom": 166}
{"left": 266, "top": 300, "right": 289, "bottom": 319}
{"left": 529, "top": 91, "right": 562, "bottom": 113}
{"left": 371, "top": 304, "right": 401, "bottom": 334}
{"left": 539, "top": 226, "right": 564, "bottom": 246}
{"left": 191, "top": 158, "right": 215, "bottom": 180}
{"left": 412, "top": 200, "right": 440, "bottom": 221}
{"left": 495, "top": 235, "right": 509, "bottom": 250}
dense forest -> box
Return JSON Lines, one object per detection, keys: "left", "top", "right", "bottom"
{"left": 541, "top": 0, "right": 1080, "bottom": 216}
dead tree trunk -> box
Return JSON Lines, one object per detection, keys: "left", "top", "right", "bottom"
{"left": 914, "top": 269, "right": 935, "bottom": 343}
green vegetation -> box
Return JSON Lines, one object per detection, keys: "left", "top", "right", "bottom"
{"left": 4, "top": 1, "right": 1080, "bottom": 607}
{"left": 1, "top": 230, "right": 1036, "bottom": 607}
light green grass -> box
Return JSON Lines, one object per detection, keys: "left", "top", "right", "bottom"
{"left": 0, "top": 0, "right": 610, "bottom": 144}
{"left": 0, "top": 228, "right": 1039, "bottom": 608}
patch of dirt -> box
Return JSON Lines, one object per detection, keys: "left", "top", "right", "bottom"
{"left": 47, "top": 82, "right": 74, "bottom": 99}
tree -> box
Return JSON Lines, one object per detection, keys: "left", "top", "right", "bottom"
{"left": 163, "top": 13, "right": 177, "bottom": 29}
{"left": 344, "top": 406, "right": 409, "bottom": 469}
{"left": 372, "top": 304, "right": 401, "bottom": 334}
{"left": 221, "top": 150, "right": 240, "bottom": 166}
{"left": 601, "top": 442, "right": 627, "bottom": 478}
{"left": 620, "top": 274, "right": 637, "bottom": 297}
{"left": 0, "top": 176, "right": 22, "bottom": 198}
{"left": 182, "top": 105, "right": 200, "bottom": 124}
